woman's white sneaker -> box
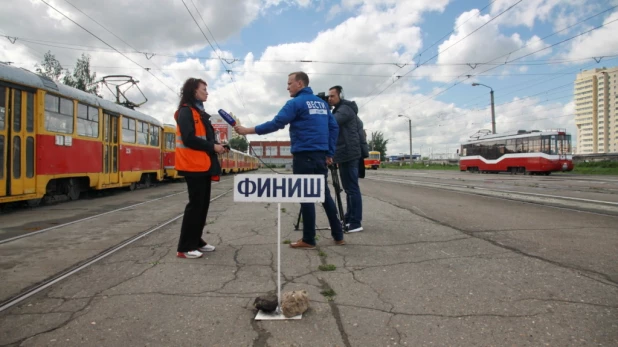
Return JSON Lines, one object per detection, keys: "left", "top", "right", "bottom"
{"left": 198, "top": 244, "right": 215, "bottom": 252}
{"left": 177, "top": 250, "right": 203, "bottom": 258}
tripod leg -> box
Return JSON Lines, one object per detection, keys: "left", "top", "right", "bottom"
{"left": 329, "top": 165, "right": 347, "bottom": 232}
{"left": 294, "top": 206, "right": 302, "bottom": 231}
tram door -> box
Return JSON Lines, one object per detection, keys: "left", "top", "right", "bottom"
{"left": 102, "top": 112, "right": 119, "bottom": 185}
{"left": 0, "top": 86, "right": 36, "bottom": 199}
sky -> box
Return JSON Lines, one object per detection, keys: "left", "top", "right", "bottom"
{"left": 1, "top": 0, "right": 618, "bottom": 158}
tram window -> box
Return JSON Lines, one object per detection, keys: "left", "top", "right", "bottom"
{"left": 122, "top": 117, "right": 136, "bottom": 143}
{"left": 0, "top": 88, "right": 5, "bottom": 130}
{"left": 44, "top": 94, "right": 74, "bottom": 134}
{"left": 0, "top": 135, "right": 4, "bottom": 179}
{"left": 26, "top": 136, "right": 34, "bottom": 178}
{"left": 13, "top": 136, "right": 20, "bottom": 179}
{"left": 112, "top": 146, "right": 118, "bottom": 172}
{"left": 77, "top": 103, "right": 99, "bottom": 138}
{"left": 136, "top": 121, "right": 148, "bottom": 145}
{"left": 149, "top": 126, "right": 159, "bottom": 147}
{"left": 26, "top": 92, "right": 34, "bottom": 132}
{"left": 528, "top": 136, "right": 541, "bottom": 153}
{"left": 103, "top": 145, "right": 109, "bottom": 173}
{"left": 165, "top": 133, "right": 175, "bottom": 150}
{"left": 506, "top": 139, "right": 515, "bottom": 153}
{"left": 13, "top": 91, "right": 21, "bottom": 132}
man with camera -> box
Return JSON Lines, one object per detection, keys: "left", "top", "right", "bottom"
{"left": 234, "top": 71, "right": 345, "bottom": 248}
{"left": 327, "top": 85, "right": 366, "bottom": 233}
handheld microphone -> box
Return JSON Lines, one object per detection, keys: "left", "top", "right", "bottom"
{"left": 217, "top": 109, "right": 236, "bottom": 126}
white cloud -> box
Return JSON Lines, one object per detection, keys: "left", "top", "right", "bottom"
{"left": 327, "top": 4, "right": 342, "bottom": 20}
{"left": 563, "top": 11, "right": 618, "bottom": 60}
{"left": 489, "top": 0, "right": 590, "bottom": 28}
{"left": 418, "top": 9, "right": 551, "bottom": 83}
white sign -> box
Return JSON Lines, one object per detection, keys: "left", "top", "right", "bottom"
{"left": 234, "top": 174, "right": 324, "bottom": 203}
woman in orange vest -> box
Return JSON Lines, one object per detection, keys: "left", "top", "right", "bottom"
{"left": 175, "top": 78, "right": 229, "bottom": 259}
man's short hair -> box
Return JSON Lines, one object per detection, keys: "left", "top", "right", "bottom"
{"left": 329, "top": 85, "right": 343, "bottom": 96}
{"left": 289, "top": 71, "right": 309, "bottom": 86}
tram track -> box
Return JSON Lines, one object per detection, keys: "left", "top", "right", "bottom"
{"left": 365, "top": 175, "right": 618, "bottom": 216}
{"left": 0, "top": 187, "right": 234, "bottom": 314}
{"left": 0, "top": 177, "right": 233, "bottom": 245}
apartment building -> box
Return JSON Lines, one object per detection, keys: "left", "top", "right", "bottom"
{"left": 574, "top": 67, "right": 618, "bottom": 154}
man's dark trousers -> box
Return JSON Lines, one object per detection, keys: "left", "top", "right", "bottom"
{"left": 292, "top": 151, "right": 344, "bottom": 244}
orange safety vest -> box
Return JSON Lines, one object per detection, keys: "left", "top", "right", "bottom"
{"left": 174, "top": 105, "right": 219, "bottom": 181}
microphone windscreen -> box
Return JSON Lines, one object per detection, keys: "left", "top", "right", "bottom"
{"left": 218, "top": 109, "right": 236, "bottom": 126}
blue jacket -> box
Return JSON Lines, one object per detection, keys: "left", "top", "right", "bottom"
{"left": 255, "top": 87, "right": 339, "bottom": 157}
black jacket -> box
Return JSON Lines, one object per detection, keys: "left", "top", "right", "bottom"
{"left": 332, "top": 99, "right": 362, "bottom": 164}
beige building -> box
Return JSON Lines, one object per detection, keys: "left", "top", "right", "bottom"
{"left": 574, "top": 67, "right": 618, "bottom": 154}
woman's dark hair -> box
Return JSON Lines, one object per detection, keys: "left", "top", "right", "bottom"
{"left": 178, "top": 77, "right": 207, "bottom": 108}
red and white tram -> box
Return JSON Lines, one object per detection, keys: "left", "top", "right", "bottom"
{"left": 459, "top": 129, "right": 574, "bottom": 175}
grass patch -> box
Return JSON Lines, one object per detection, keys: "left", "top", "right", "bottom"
{"left": 318, "top": 251, "right": 327, "bottom": 257}
{"left": 314, "top": 235, "right": 320, "bottom": 241}
{"left": 280, "top": 207, "right": 286, "bottom": 213}
{"left": 283, "top": 239, "right": 291, "bottom": 244}
{"left": 318, "top": 264, "right": 336, "bottom": 271}
{"left": 320, "top": 289, "right": 336, "bottom": 301}
{"left": 572, "top": 161, "right": 618, "bottom": 175}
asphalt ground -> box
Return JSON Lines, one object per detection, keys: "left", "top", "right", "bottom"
{"left": 0, "top": 170, "right": 616, "bottom": 346}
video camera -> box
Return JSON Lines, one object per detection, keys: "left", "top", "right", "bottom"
{"left": 316, "top": 92, "right": 329, "bottom": 102}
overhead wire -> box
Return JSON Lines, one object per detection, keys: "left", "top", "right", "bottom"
{"left": 359, "top": 0, "right": 500, "bottom": 105}
{"left": 181, "top": 0, "right": 280, "bottom": 172}
{"left": 6, "top": 33, "right": 618, "bottom": 69}
{"left": 38, "top": 0, "right": 177, "bottom": 95}
{"left": 394, "top": 11, "right": 618, "bottom": 118}
{"left": 181, "top": 0, "right": 247, "bottom": 108}
{"left": 61, "top": 0, "right": 181, "bottom": 88}
{"left": 359, "top": 0, "right": 524, "bottom": 108}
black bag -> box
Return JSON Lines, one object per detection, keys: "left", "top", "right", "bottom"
{"left": 356, "top": 116, "right": 369, "bottom": 159}
{"left": 358, "top": 156, "right": 366, "bottom": 178}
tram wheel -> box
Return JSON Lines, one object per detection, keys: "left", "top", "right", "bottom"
{"left": 67, "top": 179, "right": 81, "bottom": 201}
{"left": 26, "top": 198, "right": 42, "bottom": 207}
{"left": 142, "top": 174, "right": 152, "bottom": 188}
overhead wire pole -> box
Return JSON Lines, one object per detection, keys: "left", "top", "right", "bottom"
{"left": 471, "top": 83, "right": 495, "bottom": 134}
{"left": 398, "top": 115, "right": 413, "bottom": 166}
{"left": 38, "top": 0, "right": 178, "bottom": 95}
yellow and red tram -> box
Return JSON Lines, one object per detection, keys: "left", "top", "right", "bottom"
{"left": 0, "top": 63, "right": 257, "bottom": 206}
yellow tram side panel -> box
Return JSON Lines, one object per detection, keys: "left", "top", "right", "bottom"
{"left": 162, "top": 124, "right": 181, "bottom": 179}
{"left": 0, "top": 86, "right": 39, "bottom": 204}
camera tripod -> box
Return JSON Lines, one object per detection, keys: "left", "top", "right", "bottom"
{"left": 294, "top": 164, "right": 347, "bottom": 232}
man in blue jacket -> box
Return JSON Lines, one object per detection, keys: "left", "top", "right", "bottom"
{"left": 234, "top": 71, "right": 345, "bottom": 249}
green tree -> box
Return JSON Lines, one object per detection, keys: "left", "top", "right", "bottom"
{"left": 35, "top": 51, "right": 65, "bottom": 81}
{"left": 368, "top": 131, "right": 388, "bottom": 160}
{"left": 229, "top": 135, "right": 248, "bottom": 152}
{"left": 63, "top": 53, "right": 100, "bottom": 96}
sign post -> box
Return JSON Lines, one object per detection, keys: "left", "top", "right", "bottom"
{"left": 234, "top": 174, "right": 325, "bottom": 320}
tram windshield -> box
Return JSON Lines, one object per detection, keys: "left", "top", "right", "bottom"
{"left": 541, "top": 134, "right": 571, "bottom": 155}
